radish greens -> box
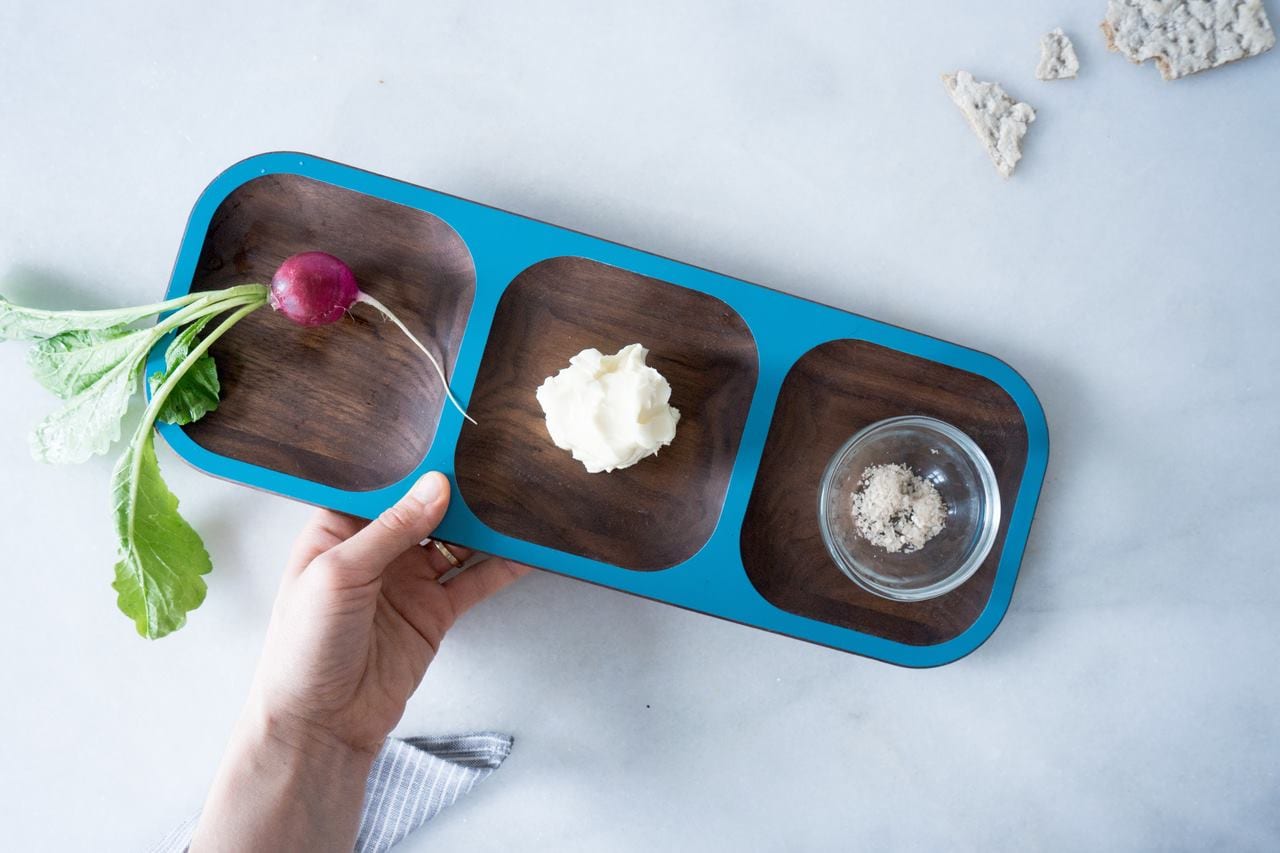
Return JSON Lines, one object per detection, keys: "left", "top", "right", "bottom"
{"left": 2, "top": 251, "right": 473, "bottom": 639}
{"left": 112, "top": 302, "right": 260, "bottom": 638}
{"left": 2, "top": 284, "right": 269, "bottom": 636}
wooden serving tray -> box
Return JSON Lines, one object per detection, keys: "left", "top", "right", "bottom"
{"left": 155, "top": 153, "right": 1048, "bottom": 667}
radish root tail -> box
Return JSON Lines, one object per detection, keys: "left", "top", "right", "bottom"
{"left": 354, "top": 292, "right": 477, "bottom": 425}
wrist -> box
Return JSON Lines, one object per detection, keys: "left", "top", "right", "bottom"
{"left": 191, "top": 701, "right": 378, "bottom": 852}
{"left": 239, "top": 696, "right": 382, "bottom": 774}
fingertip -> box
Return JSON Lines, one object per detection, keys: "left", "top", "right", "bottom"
{"left": 322, "top": 473, "right": 453, "bottom": 577}
{"left": 409, "top": 471, "right": 449, "bottom": 507}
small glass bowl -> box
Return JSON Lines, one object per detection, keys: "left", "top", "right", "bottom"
{"left": 818, "top": 416, "right": 1000, "bottom": 601}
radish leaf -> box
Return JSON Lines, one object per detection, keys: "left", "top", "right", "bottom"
{"left": 150, "top": 317, "right": 220, "bottom": 426}
{"left": 1, "top": 292, "right": 205, "bottom": 342}
{"left": 28, "top": 326, "right": 149, "bottom": 399}
{"left": 111, "top": 429, "right": 211, "bottom": 638}
{"left": 152, "top": 356, "right": 219, "bottom": 426}
{"left": 29, "top": 351, "right": 146, "bottom": 464}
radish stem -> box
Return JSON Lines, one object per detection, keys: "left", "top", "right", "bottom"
{"left": 136, "top": 287, "right": 268, "bottom": 385}
{"left": 355, "top": 292, "right": 477, "bottom": 425}
{"left": 151, "top": 287, "right": 264, "bottom": 339}
{"left": 78, "top": 284, "right": 260, "bottom": 329}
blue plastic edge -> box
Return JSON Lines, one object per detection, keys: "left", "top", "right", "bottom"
{"left": 150, "top": 152, "right": 1050, "bottom": 668}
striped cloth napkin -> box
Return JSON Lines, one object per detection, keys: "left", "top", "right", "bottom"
{"left": 150, "top": 732, "right": 513, "bottom": 853}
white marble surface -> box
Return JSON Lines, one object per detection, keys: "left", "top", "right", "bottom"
{"left": 2, "top": 1, "right": 1278, "bottom": 850}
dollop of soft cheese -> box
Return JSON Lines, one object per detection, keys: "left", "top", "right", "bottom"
{"left": 535, "top": 343, "right": 680, "bottom": 473}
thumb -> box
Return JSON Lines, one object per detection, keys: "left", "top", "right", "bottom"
{"left": 324, "top": 472, "right": 450, "bottom": 581}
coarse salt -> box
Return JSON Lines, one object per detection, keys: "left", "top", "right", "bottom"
{"left": 852, "top": 463, "right": 948, "bottom": 554}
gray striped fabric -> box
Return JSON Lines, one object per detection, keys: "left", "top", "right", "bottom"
{"left": 150, "top": 732, "right": 512, "bottom": 853}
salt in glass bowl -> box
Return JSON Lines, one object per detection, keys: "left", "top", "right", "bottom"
{"left": 818, "top": 415, "right": 1000, "bottom": 601}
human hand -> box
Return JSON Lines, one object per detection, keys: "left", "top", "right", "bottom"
{"left": 249, "top": 471, "right": 530, "bottom": 755}
{"left": 191, "top": 472, "right": 529, "bottom": 852}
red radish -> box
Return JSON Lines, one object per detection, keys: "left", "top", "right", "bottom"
{"left": 269, "top": 251, "right": 475, "bottom": 424}
{"left": 268, "top": 251, "right": 359, "bottom": 325}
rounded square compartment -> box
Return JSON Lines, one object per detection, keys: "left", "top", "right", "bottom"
{"left": 455, "top": 256, "right": 758, "bottom": 570}
{"left": 181, "top": 173, "right": 476, "bottom": 491}
{"left": 740, "top": 339, "right": 1029, "bottom": 646}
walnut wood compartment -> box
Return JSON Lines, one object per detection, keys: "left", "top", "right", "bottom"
{"left": 182, "top": 174, "right": 476, "bottom": 491}
{"left": 740, "top": 339, "right": 1028, "bottom": 646}
{"left": 455, "top": 257, "right": 758, "bottom": 570}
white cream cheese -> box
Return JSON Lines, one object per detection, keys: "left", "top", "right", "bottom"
{"left": 535, "top": 343, "right": 680, "bottom": 473}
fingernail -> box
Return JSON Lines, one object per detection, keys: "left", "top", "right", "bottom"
{"left": 410, "top": 472, "right": 444, "bottom": 504}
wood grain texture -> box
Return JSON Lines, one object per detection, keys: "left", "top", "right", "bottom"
{"left": 455, "top": 257, "right": 757, "bottom": 570}
{"left": 182, "top": 174, "right": 475, "bottom": 491}
{"left": 740, "top": 339, "right": 1028, "bottom": 645}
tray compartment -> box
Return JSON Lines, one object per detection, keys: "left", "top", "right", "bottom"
{"left": 182, "top": 173, "right": 476, "bottom": 491}
{"left": 455, "top": 256, "right": 757, "bottom": 570}
{"left": 740, "top": 339, "right": 1028, "bottom": 645}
